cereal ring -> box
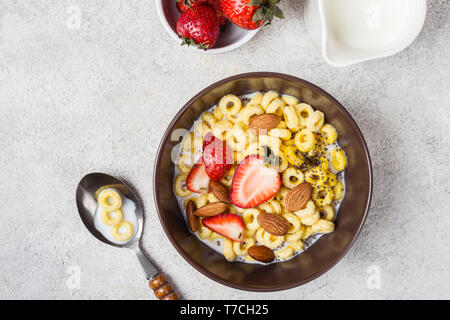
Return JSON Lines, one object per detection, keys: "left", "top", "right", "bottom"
{"left": 258, "top": 135, "right": 282, "bottom": 156}
{"left": 294, "top": 128, "right": 316, "bottom": 152}
{"left": 282, "top": 167, "right": 304, "bottom": 189}
{"left": 261, "top": 91, "right": 279, "bottom": 110}
{"left": 312, "top": 185, "right": 334, "bottom": 207}
{"left": 283, "top": 145, "right": 304, "bottom": 167}
{"left": 245, "top": 142, "right": 265, "bottom": 157}
{"left": 289, "top": 240, "right": 304, "bottom": 251}
{"left": 333, "top": 180, "right": 345, "bottom": 201}
{"left": 285, "top": 226, "right": 305, "bottom": 242}
{"left": 243, "top": 209, "right": 260, "bottom": 230}
{"left": 301, "top": 210, "right": 320, "bottom": 226}
{"left": 276, "top": 121, "right": 288, "bottom": 129}
{"left": 306, "top": 110, "right": 325, "bottom": 132}
{"left": 228, "top": 122, "right": 248, "bottom": 151}
{"left": 223, "top": 238, "right": 237, "bottom": 261}
{"left": 219, "top": 94, "right": 242, "bottom": 116}
{"left": 207, "top": 192, "right": 219, "bottom": 203}
{"left": 308, "top": 132, "right": 326, "bottom": 157}
{"left": 212, "top": 120, "right": 233, "bottom": 141}
{"left": 225, "top": 113, "right": 239, "bottom": 123}
{"left": 177, "top": 154, "right": 193, "bottom": 174}
{"left": 262, "top": 231, "right": 284, "bottom": 249}
{"left": 305, "top": 167, "right": 327, "bottom": 187}
{"left": 201, "top": 112, "right": 217, "bottom": 128}
{"left": 294, "top": 200, "right": 316, "bottom": 218}
{"left": 312, "top": 219, "right": 335, "bottom": 234}
{"left": 255, "top": 227, "right": 267, "bottom": 244}
{"left": 320, "top": 123, "right": 338, "bottom": 144}
{"left": 110, "top": 220, "right": 134, "bottom": 242}
{"left": 266, "top": 98, "right": 285, "bottom": 116}
{"left": 302, "top": 226, "right": 314, "bottom": 240}
{"left": 275, "top": 187, "right": 290, "bottom": 203}
{"left": 174, "top": 174, "right": 192, "bottom": 197}
{"left": 198, "top": 220, "right": 212, "bottom": 239}
{"left": 181, "top": 132, "right": 194, "bottom": 153}
{"left": 318, "top": 205, "right": 335, "bottom": 221}
{"left": 332, "top": 148, "right": 347, "bottom": 171}
{"left": 213, "top": 106, "right": 224, "bottom": 120}
{"left": 233, "top": 237, "right": 255, "bottom": 256}
{"left": 249, "top": 92, "right": 264, "bottom": 105}
{"left": 98, "top": 189, "right": 122, "bottom": 212}
{"left": 318, "top": 156, "right": 329, "bottom": 171}
{"left": 220, "top": 166, "right": 236, "bottom": 187}
{"left": 259, "top": 202, "right": 275, "bottom": 214}
{"left": 269, "top": 200, "right": 282, "bottom": 214}
{"left": 283, "top": 105, "right": 299, "bottom": 131}
{"left": 276, "top": 152, "right": 289, "bottom": 173}
{"left": 245, "top": 228, "right": 256, "bottom": 238}
{"left": 325, "top": 171, "right": 337, "bottom": 187}
{"left": 295, "top": 103, "right": 314, "bottom": 128}
{"left": 194, "top": 194, "right": 208, "bottom": 208}
{"left": 100, "top": 208, "right": 123, "bottom": 226}
{"left": 209, "top": 231, "right": 225, "bottom": 241}
{"left": 238, "top": 104, "right": 264, "bottom": 124}
{"left": 276, "top": 246, "right": 294, "bottom": 260}
{"left": 281, "top": 95, "right": 299, "bottom": 106}
{"left": 282, "top": 213, "right": 302, "bottom": 234}
{"left": 269, "top": 128, "right": 291, "bottom": 140}
{"left": 193, "top": 120, "right": 211, "bottom": 138}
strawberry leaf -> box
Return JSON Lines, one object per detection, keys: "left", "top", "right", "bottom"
{"left": 250, "top": 0, "right": 284, "bottom": 24}
{"left": 180, "top": 36, "right": 209, "bottom": 50}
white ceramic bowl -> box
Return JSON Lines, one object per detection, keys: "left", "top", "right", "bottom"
{"left": 156, "top": 0, "right": 259, "bottom": 54}
{"left": 304, "top": 0, "right": 427, "bottom": 67}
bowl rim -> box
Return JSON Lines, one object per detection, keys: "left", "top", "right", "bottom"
{"left": 153, "top": 72, "right": 373, "bottom": 292}
{"left": 154, "top": 0, "right": 260, "bottom": 54}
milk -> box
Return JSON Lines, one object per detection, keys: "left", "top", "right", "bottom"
{"left": 324, "top": 0, "right": 411, "bottom": 52}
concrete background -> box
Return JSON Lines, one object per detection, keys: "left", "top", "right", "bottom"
{"left": 0, "top": 0, "right": 449, "bottom": 299}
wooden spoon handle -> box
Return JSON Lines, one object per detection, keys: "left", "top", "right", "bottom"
{"left": 149, "top": 273, "right": 178, "bottom": 300}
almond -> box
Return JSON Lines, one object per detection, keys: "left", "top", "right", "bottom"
{"left": 194, "top": 202, "right": 228, "bottom": 217}
{"left": 186, "top": 200, "right": 198, "bottom": 233}
{"left": 284, "top": 182, "right": 312, "bottom": 212}
{"left": 249, "top": 114, "right": 281, "bottom": 131}
{"left": 248, "top": 245, "right": 275, "bottom": 263}
{"left": 257, "top": 211, "right": 290, "bottom": 236}
{"left": 209, "top": 181, "right": 230, "bottom": 203}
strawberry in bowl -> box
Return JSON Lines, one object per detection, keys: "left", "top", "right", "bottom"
{"left": 157, "top": 0, "right": 283, "bottom": 52}
{"left": 218, "top": 0, "right": 284, "bottom": 30}
{"left": 230, "top": 155, "right": 281, "bottom": 208}
{"left": 176, "top": 5, "right": 221, "bottom": 49}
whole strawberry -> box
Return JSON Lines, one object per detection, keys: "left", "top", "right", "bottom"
{"left": 218, "top": 0, "right": 284, "bottom": 30}
{"left": 176, "top": 0, "right": 208, "bottom": 13}
{"left": 176, "top": 5, "right": 220, "bottom": 49}
{"left": 207, "top": 0, "right": 228, "bottom": 27}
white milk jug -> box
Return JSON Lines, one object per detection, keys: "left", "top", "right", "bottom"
{"left": 304, "top": 0, "right": 427, "bottom": 67}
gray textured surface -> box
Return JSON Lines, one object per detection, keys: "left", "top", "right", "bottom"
{"left": 0, "top": 0, "right": 449, "bottom": 300}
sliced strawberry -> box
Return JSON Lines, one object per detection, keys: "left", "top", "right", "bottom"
{"left": 230, "top": 155, "right": 281, "bottom": 208}
{"left": 202, "top": 213, "right": 244, "bottom": 242}
{"left": 186, "top": 158, "right": 210, "bottom": 193}
{"left": 202, "top": 132, "right": 233, "bottom": 181}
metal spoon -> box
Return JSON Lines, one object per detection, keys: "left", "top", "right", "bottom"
{"left": 75, "top": 172, "right": 178, "bottom": 300}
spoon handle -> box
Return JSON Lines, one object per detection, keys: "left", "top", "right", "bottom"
{"left": 149, "top": 273, "right": 178, "bottom": 300}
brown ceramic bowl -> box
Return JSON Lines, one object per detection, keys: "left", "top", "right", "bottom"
{"left": 153, "top": 72, "right": 372, "bottom": 292}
